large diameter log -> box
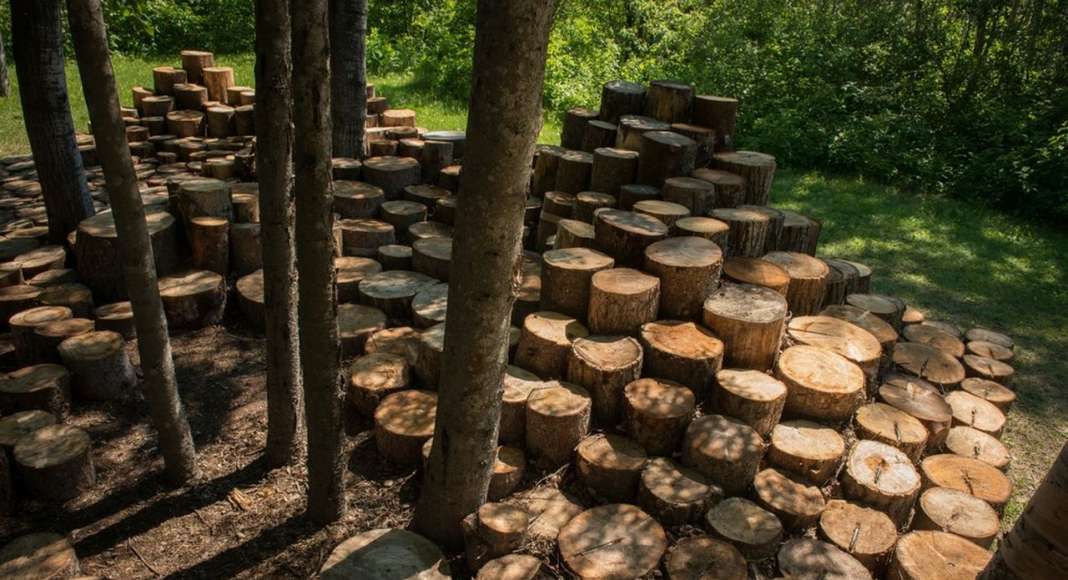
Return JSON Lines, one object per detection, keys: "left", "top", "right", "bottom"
{"left": 514, "top": 311, "right": 589, "bottom": 379}
{"left": 818, "top": 500, "right": 898, "bottom": 572}
{"left": 854, "top": 402, "right": 928, "bottom": 463}
{"left": 561, "top": 107, "right": 598, "bottom": 150}
{"left": 358, "top": 270, "right": 435, "bottom": 324}
{"left": 0, "top": 363, "right": 70, "bottom": 418}
{"left": 14, "top": 424, "right": 95, "bottom": 501}
{"left": 722, "top": 256, "right": 789, "bottom": 296}
{"left": 712, "top": 151, "right": 776, "bottom": 205}
{"left": 692, "top": 167, "right": 746, "bottom": 208}
{"left": 754, "top": 467, "right": 827, "bottom": 529}
{"left": 919, "top": 454, "right": 1012, "bottom": 509}
{"left": 180, "top": 50, "right": 214, "bottom": 83}
{"left": 565, "top": 335, "right": 642, "bottom": 426}
{"left": 893, "top": 341, "right": 966, "bottom": 389}
{"left": 643, "top": 237, "right": 722, "bottom": 320}
{"left": 878, "top": 375, "right": 952, "bottom": 451}
{"left": 683, "top": 413, "right": 764, "bottom": 494}
{"left": 913, "top": 487, "right": 999, "bottom": 548}
{"left": 692, "top": 95, "right": 739, "bottom": 151}
{"left": 74, "top": 210, "right": 177, "bottom": 302}
{"left": 554, "top": 150, "right": 594, "bottom": 194}
{"left": 158, "top": 270, "right": 226, "bottom": 329}
{"left": 637, "top": 131, "right": 697, "bottom": 186}
{"left": 374, "top": 389, "right": 436, "bottom": 466}
{"left": 587, "top": 268, "right": 660, "bottom": 335}
{"left": 945, "top": 426, "right": 1010, "bottom": 471}
{"left": 0, "top": 533, "right": 80, "bottom": 579}
{"left": 593, "top": 209, "right": 668, "bottom": 267}
{"left": 623, "top": 378, "right": 696, "bottom": 456}
{"left": 768, "top": 419, "right": 845, "bottom": 485}
{"left": 599, "top": 80, "right": 646, "bottom": 124}
{"left": 841, "top": 439, "right": 921, "bottom": 526}
{"left": 890, "top": 531, "right": 992, "bottom": 580}
{"left": 639, "top": 320, "right": 723, "bottom": 397}
{"left": 705, "top": 497, "right": 783, "bottom": 560}
{"left": 189, "top": 216, "right": 229, "bottom": 275}
{"left": 788, "top": 315, "right": 883, "bottom": 388}
{"left": 525, "top": 382, "right": 591, "bottom": 468}
{"left": 777, "top": 538, "right": 873, "bottom": 580}
{"left": 637, "top": 457, "right": 721, "bottom": 526}
{"left": 702, "top": 283, "right": 788, "bottom": 371}
{"left": 58, "top": 330, "right": 135, "bottom": 401}
{"left": 558, "top": 504, "right": 667, "bottom": 580}
{"left": 664, "top": 536, "right": 746, "bottom": 580}
{"left": 763, "top": 251, "right": 830, "bottom": 316}
{"left": 711, "top": 368, "right": 786, "bottom": 437}
{"left": 945, "top": 390, "right": 1006, "bottom": 439}
{"left": 590, "top": 147, "right": 638, "bottom": 195}
{"left": 776, "top": 345, "right": 866, "bottom": 423}
{"left": 710, "top": 208, "right": 768, "bottom": 258}
{"left": 318, "top": 528, "right": 449, "bottom": 579}
{"left": 574, "top": 433, "right": 647, "bottom": 502}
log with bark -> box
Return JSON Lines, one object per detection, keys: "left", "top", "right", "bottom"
{"left": 890, "top": 531, "right": 992, "bottom": 580}
{"left": 639, "top": 320, "right": 724, "bottom": 398}
{"left": 705, "top": 497, "right": 783, "bottom": 560}
{"left": 841, "top": 439, "right": 922, "bottom": 526}
{"left": 702, "top": 282, "right": 788, "bottom": 371}
{"left": 587, "top": 268, "right": 660, "bottom": 335}
{"left": 637, "top": 457, "right": 721, "bottom": 526}
{"left": 709, "top": 207, "right": 768, "bottom": 258}
{"left": 558, "top": 504, "right": 667, "bottom": 580}
{"left": 767, "top": 419, "right": 846, "bottom": 485}
{"left": 14, "top": 423, "right": 95, "bottom": 501}
{"left": 683, "top": 413, "right": 764, "bottom": 494}
{"left": 565, "top": 335, "right": 642, "bottom": 426}
{"left": 712, "top": 151, "right": 776, "bottom": 205}
{"left": 525, "top": 381, "right": 591, "bottom": 468}
{"left": 58, "top": 330, "right": 136, "bottom": 401}
{"left": 637, "top": 130, "right": 697, "bottom": 186}
{"left": 574, "top": 433, "right": 647, "bottom": 502}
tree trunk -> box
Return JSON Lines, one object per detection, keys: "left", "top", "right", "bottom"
{"left": 329, "top": 0, "right": 368, "bottom": 159}
{"left": 11, "top": 0, "right": 95, "bottom": 244}
{"left": 414, "top": 0, "right": 554, "bottom": 549}
{"left": 65, "top": 0, "right": 198, "bottom": 484}
{"left": 292, "top": 0, "right": 344, "bottom": 524}
{"left": 0, "top": 30, "right": 9, "bottom": 97}
{"left": 256, "top": 0, "right": 305, "bottom": 470}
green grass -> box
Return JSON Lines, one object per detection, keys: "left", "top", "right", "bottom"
{"left": 3, "top": 54, "right": 1066, "bottom": 525}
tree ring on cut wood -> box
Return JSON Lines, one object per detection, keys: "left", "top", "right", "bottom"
{"left": 0, "top": 364, "right": 70, "bottom": 418}
{"left": 777, "top": 538, "right": 873, "bottom": 580}
{"left": 705, "top": 497, "right": 782, "bottom": 560}
{"left": 682, "top": 413, "right": 763, "bottom": 494}
{"left": 775, "top": 345, "right": 865, "bottom": 423}
{"left": 840, "top": 439, "right": 921, "bottom": 526}
{"left": 919, "top": 454, "right": 1012, "bottom": 508}
{"left": 711, "top": 368, "right": 786, "bottom": 437}
{"left": 357, "top": 270, "right": 436, "bottom": 324}
{"left": 158, "top": 270, "right": 226, "bottom": 329}
{"left": 565, "top": 335, "right": 642, "bottom": 426}
{"left": 637, "top": 457, "right": 721, "bottom": 526}
{"left": 853, "top": 402, "right": 929, "bottom": 463}
{"left": 944, "top": 390, "right": 1006, "bottom": 438}
{"left": 557, "top": 503, "right": 667, "bottom": 580}
{"left": 514, "top": 311, "right": 589, "bottom": 379}
{"left": 348, "top": 352, "right": 409, "bottom": 418}
{"left": 962, "top": 354, "right": 1014, "bottom": 385}
{"left": 767, "top": 419, "right": 845, "bottom": 485}
{"left": 93, "top": 301, "right": 135, "bottom": 339}
{"left": 575, "top": 433, "right": 647, "bottom": 502}
{"left": 787, "top": 315, "right": 882, "bottom": 388}
{"left": 0, "top": 410, "right": 56, "bottom": 448}
{"left": 9, "top": 305, "right": 72, "bottom": 363}
{"left": 892, "top": 342, "right": 965, "bottom": 388}
{"left": 817, "top": 499, "right": 897, "bottom": 572}
{"left": 964, "top": 327, "right": 1013, "bottom": 349}
{"left": 912, "top": 486, "right": 999, "bottom": 547}
{"left": 753, "top": 467, "right": 827, "bottom": 530}
{"left": 319, "top": 528, "right": 450, "bottom": 579}
{"left": 877, "top": 374, "right": 951, "bottom": 450}
{"left": 944, "top": 426, "right": 1010, "bottom": 470}
{"left": 888, "top": 531, "right": 992, "bottom": 580}
{"left": 14, "top": 424, "right": 95, "bottom": 501}
{"left": 592, "top": 209, "right": 668, "bottom": 267}
{"left": 903, "top": 324, "right": 965, "bottom": 359}
{"left": 722, "top": 256, "right": 789, "bottom": 296}
{"left": 664, "top": 536, "right": 746, "bottom": 580}
{"left": 639, "top": 320, "right": 724, "bottom": 398}
{"left": 373, "top": 389, "right": 437, "bottom": 467}
{"left": 965, "top": 340, "right": 1013, "bottom": 362}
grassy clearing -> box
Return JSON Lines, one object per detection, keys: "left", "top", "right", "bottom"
{"left": 2, "top": 55, "right": 1065, "bottom": 524}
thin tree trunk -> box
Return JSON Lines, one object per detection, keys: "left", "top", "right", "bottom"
{"left": 413, "top": 0, "right": 555, "bottom": 547}
{"left": 292, "top": 0, "right": 344, "bottom": 524}
{"left": 255, "top": 0, "right": 305, "bottom": 469}
{"left": 10, "top": 0, "right": 94, "bottom": 244}
{"left": 0, "top": 30, "right": 10, "bottom": 97}
{"left": 65, "top": 0, "right": 198, "bottom": 484}
{"left": 329, "top": 0, "right": 368, "bottom": 159}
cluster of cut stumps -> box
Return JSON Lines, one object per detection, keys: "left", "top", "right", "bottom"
{"left": 0, "top": 72, "right": 1021, "bottom": 579}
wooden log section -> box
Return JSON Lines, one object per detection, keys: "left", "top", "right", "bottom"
{"left": 572, "top": 192, "right": 616, "bottom": 223}
{"left": 189, "top": 216, "right": 229, "bottom": 275}
{"left": 225, "top": 85, "right": 253, "bottom": 106}
{"left": 420, "top": 140, "right": 453, "bottom": 182}
{"left": 778, "top": 210, "right": 820, "bottom": 254}
{"left": 683, "top": 413, "right": 764, "bottom": 494}
{"left": 32, "top": 318, "right": 94, "bottom": 364}
{"left": 702, "top": 283, "right": 787, "bottom": 371}
{"left": 535, "top": 211, "right": 561, "bottom": 252}
{"left": 962, "top": 354, "right": 1015, "bottom": 385}
{"left": 542, "top": 191, "right": 576, "bottom": 218}
{"left": 632, "top": 199, "right": 690, "bottom": 232}
{"left": 764, "top": 251, "right": 830, "bottom": 316}
{"left": 381, "top": 108, "right": 416, "bottom": 128}
{"left": 176, "top": 178, "right": 233, "bottom": 227}
{"left": 664, "top": 536, "right": 746, "bottom": 580}
{"left": 637, "top": 130, "right": 697, "bottom": 186}
{"left": 893, "top": 341, "right": 966, "bottom": 389}
{"left": 711, "top": 369, "right": 786, "bottom": 437}
{"left": 965, "top": 327, "right": 1013, "bottom": 349}
{"left": 960, "top": 377, "right": 1015, "bottom": 413}
{"left": 14, "top": 424, "right": 95, "bottom": 501}
{"left": 674, "top": 216, "right": 729, "bottom": 248}
{"left": 712, "top": 151, "right": 777, "bottom": 206}
{"left": 411, "top": 282, "right": 448, "bottom": 329}
{"left": 10, "top": 305, "right": 71, "bottom": 363}
{"left": 167, "top": 109, "right": 205, "bottom": 137}
{"left": 705, "top": 497, "right": 783, "bottom": 560}
{"left": 347, "top": 352, "right": 409, "bottom": 418}
{"left": 617, "top": 183, "right": 660, "bottom": 210}
{"left": 670, "top": 123, "right": 717, "bottom": 168}
{"left": 338, "top": 304, "right": 387, "bottom": 358}
{"left": 180, "top": 50, "right": 214, "bottom": 83}
{"left": 878, "top": 374, "right": 952, "bottom": 451}
{"left": 615, "top": 114, "right": 670, "bottom": 151}
{"left": 332, "top": 181, "right": 384, "bottom": 219}
{"left": 0, "top": 363, "right": 70, "bottom": 418}
{"left": 623, "top": 378, "right": 696, "bottom": 456}
{"left": 232, "top": 193, "right": 260, "bottom": 224}
{"left": 561, "top": 107, "right": 599, "bottom": 150}
{"left": 332, "top": 157, "right": 363, "bottom": 181}
{"left": 818, "top": 500, "right": 898, "bottom": 572}
{"left": 912, "top": 487, "right": 999, "bottom": 548}
{"left": 486, "top": 446, "right": 525, "bottom": 501}
{"left": 558, "top": 504, "right": 667, "bottom": 580}
{"left": 945, "top": 426, "right": 1010, "bottom": 471}
{"left": 462, "top": 502, "right": 529, "bottom": 571}
{"left": 11, "top": 245, "right": 64, "bottom": 280}
{"left": 966, "top": 340, "right": 1014, "bottom": 363}
{"left": 722, "top": 257, "right": 787, "bottom": 296}
{"left": 414, "top": 323, "right": 445, "bottom": 388}
{"left": 944, "top": 390, "right": 1006, "bottom": 439}
{"left": 787, "top": 315, "right": 883, "bottom": 387}
{"left": 692, "top": 95, "right": 739, "bottom": 151}
{"left": 593, "top": 209, "right": 668, "bottom": 267}
{"left": 767, "top": 419, "right": 845, "bottom": 485}
{"left": 777, "top": 538, "right": 873, "bottom": 580}
{"left": 776, "top": 345, "right": 865, "bottom": 423}
{"left": 235, "top": 270, "right": 266, "bottom": 330}
{"left": 474, "top": 554, "right": 545, "bottom": 580}
{"left": 58, "top": 331, "right": 136, "bottom": 401}
{"left": 514, "top": 311, "right": 589, "bottom": 379}
{"left": 575, "top": 433, "right": 648, "bottom": 502}
{"left": 357, "top": 270, "right": 435, "bottom": 325}
{"left": 565, "top": 335, "right": 642, "bottom": 426}
{"left": 587, "top": 268, "right": 660, "bottom": 335}
{"left": 710, "top": 208, "right": 768, "bottom": 258}
{"left": 411, "top": 236, "right": 451, "bottom": 282}
{"left": 691, "top": 167, "right": 746, "bottom": 208}
{"left": 554, "top": 150, "right": 594, "bottom": 194}
{"left": 525, "top": 382, "right": 591, "bottom": 469}
{"left": 362, "top": 156, "right": 421, "bottom": 200}
{"left": 407, "top": 221, "right": 452, "bottom": 243}
{"left": 589, "top": 147, "right": 638, "bottom": 195}
{"left": 599, "top": 80, "right": 646, "bottom": 124}
{"left": 642, "top": 237, "right": 722, "bottom": 320}
{"left": 373, "top": 244, "right": 411, "bottom": 271}
{"left": 739, "top": 205, "right": 784, "bottom": 254}
{"left": 0, "top": 263, "right": 23, "bottom": 288}
{"left": 338, "top": 218, "right": 394, "bottom": 258}
{"left": 373, "top": 389, "right": 437, "bottom": 467}
{"left": 74, "top": 209, "right": 178, "bottom": 302}
{"left": 847, "top": 293, "right": 903, "bottom": 329}
{"left": 637, "top": 457, "right": 722, "bottom": 526}
{"left": 403, "top": 184, "right": 450, "bottom": 212}
{"left": 205, "top": 105, "right": 235, "bottom": 138}
{"left": 822, "top": 303, "right": 899, "bottom": 366}
{"left": 644, "top": 80, "right": 694, "bottom": 123}
{"left": 234, "top": 105, "right": 255, "bottom": 135}
{"left": 0, "top": 533, "right": 81, "bottom": 579}
{"left": 903, "top": 324, "right": 965, "bottom": 359}
{"left": 553, "top": 219, "right": 596, "bottom": 250}
{"left": 365, "top": 328, "right": 421, "bottom": 370}
{"left": 230, "top": 223, "right": 262, "bottom": 276}
{"left": 753, "top": 467, "right": 827, "bottom": 530}
{"left": 499, "top": 366, "right": 548, "bottom": 446}
{"left": 0, "top": 410, "right": 57, "bottom": 451}
{"left": 513, "top": 260, "right": 542, "bottom": 328}
{"left": 318, "top": 528, "right": 449, "bottom": 579}
{"left": 889, "top": 531, "right": 992, "bottom": 580}
{"left": 153, "top": 65, "right": 187, "bottom": 95}
{"left": 841, "top": 439, "right": 922, "bottom": 526}
{"left": 661, "top": 176, "right": 715, "bottom": 217}
{"left": 581, "top": 120, "right": 617, "bottom": 153}
{"left": 639, "top": 321, "right": 723, "bottom": 397}
{"left": 158, "top": 270, "right": 226, "bottom": 329}
{"left": 854, "top": 402, "right": 928, "bottom": 463}
{"left": 39, "top": 284, "right": 94, "bottom": 319}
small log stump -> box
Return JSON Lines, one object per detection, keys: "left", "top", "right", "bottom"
{"left": 912, "top": 487, "right": 998, "bottom": 547}
{"left": 788, "top": 315, "right": 883, "bottom": 388}
{"left": 475, "top": 554, "right": 545, "bottom": 580}
{"left": 406, "top": 221, "right": 452, "bottom": 243}
{"left": 514, "top": 311, "right": 589, "bottom": 379}
{"left": 739, "top": 205, "right": 785, "bottom": 254}
{"left": 382, "top": 108, "right": 416, "bottom": 127}
{"left": 637, "top": 131, "right": 697, "bottom": 186}
{"left": 818, "top": 500, "right": 897, "bottom": 572}
{"left": 373, "top": 389, "right": 437, "bottom": 467}
{"left": 558, "top": 504, "right": 667, "bottom": 580}
{"left": 411, "top": 282, "right": 448, "bottom": 328}
{"left": 776, "top": 345, "right": 865, "bottom": 423}
{"left": 777, "top": 538, "right": 873, "bottom": 580}
{"left": 358, "top": 270, "right": 436, "bottom": 324}
{"left": 581, "top": 120, "right": 617, "bottom": 153}
{"left": 644, "top": 80, "right": 693, "bottom": 123}
{"left": 365, "top": 326, "right": 421, "bottom": 366}
{"left": 461, "top": 502, "right": 528, "bottom": 570}
{"left": 0, "top": 533, "right": 80, "bottom": 579}
{"left": 0, "top": 410, "right": 56, "bottom": 451}
{"left": 381, "top": 200, "right": 428, "bottom": 237}
{"left": 692, "top": 167, "right": 746, "bottom": 208}
{"left": 878, "top": 376, "right": 952, "bottom": 451}
{"left": 599, "top": 80, "right": 646, "bottom": 124}
{"left": 702, "top": 283, "right": 787, "bottom": 371}
{"left": 338, "top": 304, "right": 387, "bottom": 358}
{"left": 180, "top": 50, "right": 214, "bottom": 83}
{"left": 0, "top": 286, "right": 43, "bottom": 329}
{"left": 944, "top": 426, "right": 1010, "bottom": 470}
{"left": 573, "top": 192, "right": 616, "bottom": 223}
{"left": 710, "top": 208, "right": 768, "bottom": 258}
{"left": 617, "top": 183, "right": 661, "bottom": 210}
{"left": 488, "top": 445, "right": 526, "bottom": 501}
{"left": 553, "top": 219, "right": 596, "bottom": 250}
{"left": 153, "top": 65, "right": 187, "bottom": 94}
{"left": 562, "top": 107, "right": 599, "bottom": 150}
{"left": 0, "top": 363, "right": 70, "bottom": 418}
{"left": 854, "top": 402, "right": 929, "bottom": 463}
{"left": 338, "top": 218, "right": 394, "bottom": 258}
{"left": 499, "top": 366, "right": 549, "bottom": 445}
{"left": 754, "top": 467, "right": 827, "bottom": 529}
{"left": 778, "top": 210, "right": 820, "bottom": 254}
{"left": 763, "top": 250, "right": 830, "bottom": 315}
{"left": 965, "top": 340, "right": 1014, "bottom": 363}
{"left": 664, "top": 536, "right": 746, "bottom": 580}
{"left": 554, "top": 151, "right": 594, "bottom": 194}
{"left": 58, "top": 330, "right": 135, "bottom": 401}
{"left": 722, "top": 257, "right": 789, "bottom": 296}
{"left": 660, "top": 177, "right": 715, "bottom": 217}
{"left": 533, "top": 145, "right": 564, "bottom": 195}
{"left": 670, "top": 123, "right": 716, "bottom": 167}
{"left": 768, "top": 419, "right": 845, "bottom": 485}
{"left": 642, "top": 237, "right": 722, "bottom": 320}
{"left": 158, "top": 270, "right": 226, "bottom": 329}
{"left": 565, "top": 336, "right": 642, "bottom": 426}
{"left": 945, "top": 390, "right": 1006, "bottom": 439}
{"left": 333, "top": 181, "right": 384, "bottom": 218}
{"left": 525, "top": 382, "right": 591, "bottom": 468}
{"left": 847, "top": 293, "right": 902, "bottom": 329}
{"left": 920, "top": 454, "right": 1012, "bottom": 509}
{"left": 32, "top": 318, "right": 94, "bottom": 364}
{"left": 615, "top": 115, "right": 670, "bottom": 151}
{"left": 205, "top": 105, "right": 235, "bottom": 137}
{"left": 575, "top": 433, "right": 647, "bottom": 502}
{"left": 683, "top": 413, "right": 763, "bottom": 494}
{"left": 674, "top": 216, "right": 729, "bottom": 248}
{"left": 962, "top": 354, "right": 1015, "bottom": 385}
{"left": 711, "top": 369, "right": 786, "bottom": 437}
{"left": 375, "top": 244, "right": 412, "bottom": 271}
{"left": 637, "top": 457, "right": 721, "bottom": 526}
{"left": 189, "top": 216, "right": 229, "bottom": 275}
{"left": 639, "top": 320, "right": 723, "bottom": 397}
{"left": 965, "top": 327, "right": 1013, "bottom": 349}
{"left": 411, "top": 237, "right": 452, "bottom": 282}
{"left": 888, "top": 531, "right": 992, "bottom": 580}
{"left": 176, "top": 178, "right": 233, "bottom": 227}
{"left": 9, "top": 305, "right": 72, "bottom": 363}
{"left": 348, "top": 352, "right": 409, "bottom": 418}
{"left": 14, "top": 424, "right": 94, "bottom": 501}
{"left": 692, "top": 95, "right": 739, "bottom": 151}
{"left": 705, "top": 497, "right": 783, "bottom": 560}
{"left": 235, "top": 270, "right": 265, "bottom": 330}
{"left": 39, "top": 283, "right": 94, "bottom": 319}
{"left": 893, "top": 342, "right": 966, "bottom": 389}
{"left": 230, "top": 223, "right": 262, "bottom": 276}
{"left": 539, "top": 248, "right": 614, "bottom": 320}
{"left": 712, "top": 151, "right": 776, "bottom": 206}
{"left": 319, "top": 528, "right": 449, "bottom": 579}
{"left": 414, "top": 323, "right": 445, "bottom": 388}
{"left": 590, "top": 147, "right": 638, "bottom": 195}
{"left": 903, "top": 324, "right": 965, "bottom": 359}
{"left": 841, "top": 440, "right": 921, "bottom": 526}
{"left": 623, "top": 378, "right": 695, "bottom": 456}
{"left": 587, "top": 268, "right": 660, "bottom": 335}
{"left": 362, "top": 156, "right": 421, "bottom": 200}
{"left": 75, "top": 209, "right": 177, "bottom": 302}
{"left": 12, "top": 245, "right": 65, "bottom": 279}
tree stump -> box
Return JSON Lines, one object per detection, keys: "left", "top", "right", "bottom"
{"left": 348, "top": 352, "right": 409, "bottom": 419}
{"left": 753, "top": 467, "right": 827, "bottom": 529}
{"left": 9, "top": 305, "right": 71, "bottom": 363}
{"left": 414, "top": 323, "right": 445, "bottom": 388}
{"left": 14, "top": 424, "right": 94, "bottom": 501}
{"left": 711, "top": 369, "right": 786, "bottom": 437}
{"left": 562, "top": 107, "right": 599, "bottom": 150}
{"left": 153, "top": 65, "right": 187, "bottom": 95}
{"left": 692, "top": 95, "right": 739, "bottom": 151}
{"left": 12, "top": 245, "right": 65, "bottom": 280}
{"left": 822, "top": 304, "right": 899, "bottom": 362}
{"left": 818, "top": 500, "right": 898, "bottom": 572}
{"left": 411, "top": 237, "right": 452, "bottom": 282}
{"left": 722, "top": 257, "right": 788, "bottom": 296}
{"left": 0, "top": 533, "right": 80, "bottom": 579}
{"left": 32, "top": 318, "right": 94, "bottom": 364}
{"left": 176, "top": 178, "right": 232, "bottom": 227}
{"left": 158, "top": 270, "right": 226, "bottom": 329}
{"left": 644, "top": 80, "right": 694, "bottom": 123}
{"left": 205, "top": 105, "right": 235, "bottom": 137}
{"left": 338, "top": 218, "right": 394, "bottom": 258}
{"left": 638, "top": 320, "right": 723, "bottom": 397}
{"left": 581, "top": 120, "right": 618, "bottom": 153}
{"left": 376, "top": 244, "right": 412, "bottom": 271}
{"left": 338, "top": 304, "right": 387, "bottom": 358}
{"left": 558, "top": 504, "right": 667, "bottom": 580}
{"left": 461, "top": 503, "right": 528, "bottom": 570}
{"left": 776, "top": 345, "right": 865, "bottom": 422}
{"left": 692, "top": 167, "right": 746, "bottom": 208}
{"left": 0, "top": 263, "right": 24, "bottom": 288}
{"left": 664, "top": 536, "right": 746, "bottom": 580}
{"left": 525, "top": 382, "right": 591, "bottom": 468}
{"left": 180, "top": 50, "right": 214, "bottom": 83}
{"left": 475, "top": 554, "right": 545, "bottom": 580}
{"left": 0, "top": 363, "right": 70, "bottom": 418}
{"left": 536, "top": 211, "right": 562, "bottom": 251}
{"left": 767, "top": 419, "right": 845, "bottom": 484}
{"left": 230, "top": 222, "right": 262, "bottom": 276}
{"left": 893, "top": 342, "right": 965, "bottom": 389}
{"left": 362, "top": 156, "right": 421, "bottom": 200}
{"left": 778, "top": 210, "right": 820, "bottom": 254}
{"left": 532, "top": 145, "right": 564, "bottom": 195}
{"left": 737, "top": 205, "right": 784, "bottom": 254}
{"left": 622, "top": 378, "right": 695, "bottom": 456}
{"left": 615, "top": 114, "right": 670, "bottom": 151}
{"left": 683, "top": 413, "right": 763, "bottom": 493}
{"left": 599, "top": 80, "right": 646, "bottom": 123}
{"left": 403, "top": 184, "right": 451, "bottom": 211}
{"left": 762, "top": 251, "right": 829, "bottom": 315}
{"left": 854, "top": 402, "right": 929, "bottom": 463}
{"left": 965, "top": 340, "right": 1014, "bottom": 363}
{"left": 411, "top": 282, "right": 448, "bottom": 329}
{"left": 960, "top": 378, "right": 1015, "bottom": 413}
{"left": 381, "top": 201, "right": 427, "bottom": 238}
{"left": 189, "top": 216, "right": 229, "bottom": 275}
{"left": 572, "top": 192, "right": 616, "bottom": 223}
{"left": 514, "top": 311, "right": 589, "bottom": 379}
{"left": 787, "top": 315, "right": 883, "bottom": 387}
{"left": 962, "top": 354, "right": 1015, "bottom": 385}
{"left": 660, "top": 176, "right": 715, "bottom": 216}
{"left": 0, "top": 286, "right": 40, "bottom": 330}
{"left": 565, "top": 335, "right": 642, "bottom": 426}
{"left": 920, "top": 454, "right": 1012, "bottom": 510}
{"left": 822, "top": 259, "right": 858, "bottom": 307}
{"left": 365, "top": 326, "right": 421, "bottom": 366}
{"left": 333, "top": 181, "right": 384, "bottom": 218}
{"left": 553, "top": 219, "right": 596, "bottom": 250}
{"left": 499, "top": 366, "right": 548, "bottom": 445}
{"left": 553, "top": 150, "right": 594, "bottom": 194}
{"left": 878, "top": 375, "right": 952, "bottom": 451}
{"left": 544, "top": 191, "right": 576, "bottom": 217}
{"left": 709, "top": 208, "right": 768, "bottom": 258}
{"left": 617, "top": 183, "right": 661, "bottom": 210}
{"left": 234, "top": 270, "right": 266, "bottom": 330}
{"left": 319, "top": 528, "right": 449, "bottom": 579}
{"left": 57, "top": 331, "right": 134, "bottom": 401}
{"left": 670, "top": 123, "right": 717, "bottom": 167}
{"left": 0, "top": 410, "right": 56, "bottom": 451}
{"left": 39, "top": 284, "right": 94, "bottom": 319}
{"left": 674, "top": 216, "right": 729, "bottom": 248}
{"left": 888, "top": 531, "right": 992, "bottom": 580}
{"left": 912, "top": 487, "right": 998, "bottom": 548}
{"left": 636, "top": 457, "right": 721, "bottom": 526}
{"left": 487, "top": 445, "right": 526, "bottom": 501}
{"left": 575, "top": 433, "right": 648, "bottom": 502}
{"left": 777, "top": 538, "right": 873, "bottom": 580}
{"left": 406, "top": 220, "right": 452, "bottom": 242}
{"left": 945, "top": 391, "right": 1006, "bottom": 439}
{"left": 75, "top": 209, "right": 177, "bottom": 302}
{"left": 702, "top": 283, "right": 787, "bottom": 371}
{"left": 373, "top": 389, "right": 436, "bottom": 467}
{"left": 945, "top": 426, "right": 1010, "bottom": 471}
{"left": 903, "top": 324, "right": 965, "bottom": 359}
{"left": 587, "top": 268, "right": 660, "bottom": 335}
{"left": 592, "top": 209, "right": 668, "bottom": 267}
{"left": 712, "top": 151, "right": 776, "bottom": 205}
{"left": 841, "top": 440, "right": 921, "bottom": 526}
{"left": 357, "top": 270, "right": 435, "bottom": 324}
{"left": 637, "top": 131, "right": 697, "bottom": 186}
{"left": 705, "top": 497, "right": 783, "bottom": 560}
{"left": 642, "top": 237, "right": 722, "bottom": 320}
{"left": 590, "top": 147, "right": 638, "bottom": 195}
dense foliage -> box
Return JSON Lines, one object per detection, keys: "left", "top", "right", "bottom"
{"left": 1, "top": 0, "right": 1064, "bottom": 220}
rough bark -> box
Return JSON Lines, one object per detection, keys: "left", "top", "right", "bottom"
{"left": 0, "top": 30, "right": 8, "bottom": 97}
{"left": 329, "top": 0, "right": 368, "bottom": 159}
{"left": 414, "top": 0, "right": 554, "bottom": 549}
{"left": 292, "top": 0, "right": 344, "bottom": 524}
{"left": 256, "top": 0, "right": 305, "bottom": 469}
{"left": 66, "top": 0, "right": 198, "bottom": 483}
{"left": 12, "top": 0, "right": 95, "bottom": 244}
